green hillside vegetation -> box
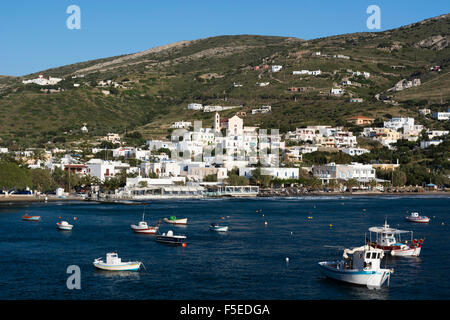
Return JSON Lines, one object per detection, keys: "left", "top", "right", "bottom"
{"left": 0, "top": 15, "right": 449, "bottom": 149}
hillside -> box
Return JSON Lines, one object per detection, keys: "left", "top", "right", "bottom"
{"left": 0, "top": 14, "right": 449, "bottom": 148}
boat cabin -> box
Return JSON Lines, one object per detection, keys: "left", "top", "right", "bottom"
{"left": 106, "top": 253, "right": 122, "bottom": 265}
{"left": 138, "top": 221, "right": 148, "bottom": 227}
{"left": 410, "top": 212, "right": 419, "bottom": 217}
{"left": 368, "top": 220, "right": 412, "bottom": 247}
{"left": 341, "top": 246, "right": 384, "bottom": 271}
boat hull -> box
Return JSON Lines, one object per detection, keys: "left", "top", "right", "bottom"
{"left": 57, "top": 225, "right": 73, "bottom": 231}
{"left": 93, "top": 261, "right": 141, "bottom": 271}
{"left": 131, "top": 225, "right": 158, "bottom": 234}
{"left": 163, "top": 218, "right": 188, "bottom": 225}
{"left": 210, "top": 226, "right": 228, "bottom": 232}
{"left": 22, "top": 216, "right": 41, "bottom": 221}
{"left": 391, "top": 247, "right": 421, "bottom": 257}
{"left": 405, "top": 217, "right": 430, "bottom": 223}
{"left": 369, "top": 242, "right": 421, "bottom": 257}
{"left": 155, "top": 235, "right": 186, "bottom": 245}
{"left": 318, "top": 261, "right": 391, "bottom": 288}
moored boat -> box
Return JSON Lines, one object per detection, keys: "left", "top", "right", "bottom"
{"left": 163, "top": 216, "right": 187, "bottom": 225}
{"left": 209, "top": 223, "right": 228, "bottom": 232}
{"left": 93, "top": 252, "right": 142, "bottom": 271}
{"left": 22, "top": 214, "right": 41, "bottom": 221}
{"left": 405, "top": 212, "right": 430, "bottom": 223}
{"left": 57, "top": 221, "right": 73, "bottom": 231}
{"left": 130, "top": 209, "right": 159, "bottom": 234}
{"left": 318, "top": 245, "right": 394, "bottom": 289}
{"left": 367, "top": 220, "right": 423, "bottom": 257}
{"left": 155, "top": 230, "right": 187, "bottom": 246}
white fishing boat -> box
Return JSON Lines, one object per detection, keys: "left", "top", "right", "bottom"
{"left": 163, "top": 216, "right": 188, "bottom": 225}
{"left": 56, "top": 221, "right": 73, "bottom": 231}
{"left": 405, "top": 212, "right": 430, "bottom": 223}
{"left": 93, "top": 252, "right": 142, "bottom": 271}
{"left": 209, "top": 223, "right": 229, "bottom": 232}
{"left": 130, "top": 208, "right": 159, "bottom": 234}
{"left": 367, "top": 219, "right": 423, "bottom": 257}
{"left": 318, "top": 245, "right": 394, "bottom": 289}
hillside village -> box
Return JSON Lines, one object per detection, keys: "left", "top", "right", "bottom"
{"left": 1, "top": 100, "right": 449, "bottom": 199}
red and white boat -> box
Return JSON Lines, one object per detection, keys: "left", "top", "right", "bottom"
{"left": 367, "top": 220, "right": 423, "bottom": 257}
{"left": 130, "top": 209, "right": 159, "bottom": 234}
{"left": 405, "top": 212, "right": 430, "bottom": 223}
{"left": 22, "top": 214, "right": 41, "bottom": 221}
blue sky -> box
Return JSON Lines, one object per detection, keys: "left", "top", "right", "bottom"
{"left": 0, "top": 0, "right": 448, "bottom": 76}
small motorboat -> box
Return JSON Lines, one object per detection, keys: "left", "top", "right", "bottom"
{"left": 93, "top": 252, "right": 142, "bottom": 271}
{"left": 22, "top": 214, "right": 41, "bottom": 221}
{"left": 155, "top": 230, "right": 187, "bottom": 246}
{"left": 318, "top": 245, "right": 394, "bottom": 289}
{"left": 163, "top": 216, "right": 188, "bottom": 225}
{"left": 209, "top": 223, "right": 229, "bottom": 232}
{"left": 131, "top": 209, "right": 159, "bottom": 234}
{"left": 57, "top": 221, "right": 73, "bottom": 231}
{"left": 367, "top": 219, "right": 423, "bottom": 257}
{"left": 405, "top": 212, "right": 430, "bottom": 223}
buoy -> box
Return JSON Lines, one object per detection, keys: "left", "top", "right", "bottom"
{"left": 363, "top": 209, "right": 366, "bottom": 212}
{"left": 290, "top": 231, "right": 293, "bottom": 235}
{"left": 182, "top": 243, "right": 187, "bottom": 248}
{"left": 74, "top": 217, "right": 77, "bottom": 220}
{"left": 264, "top": 221, "right": 268, "bottom": 225}
{"left": 286, "top": 257, "right": 289, "bottom": 263}
{"left": 58, "top": 216, "right": 61, "bottom": 219}
{"left": 262, "top": 214, "right": 264, "bottom": 217}
{"left": 329, "top": 224, "right": 333, "bottom": 228}
{"left": 220, "top": 217, "right": 225, "bottom": 220}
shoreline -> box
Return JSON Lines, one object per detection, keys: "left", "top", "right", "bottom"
{"left": 1, "top": 191, "right": 449, "bottom": 203}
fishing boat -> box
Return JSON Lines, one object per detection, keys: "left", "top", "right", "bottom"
{"left": 367, "top": 220, "right": 423, "bottom": 257}
{"left": 155, "top": 230, "right": 187, "bottom": 246}
{"left": 163, "top": 216, "right": 188, "bottom": 225}
{"left": 209, "top": 223, "right": 229, "bottom": 232}
{"left": 318, "top": 245, "right": 394, "bottom": 289}
{"left": 93, "top": 252, "right": 142, "bottom": 271}
{"left": 405, "top": 212, "right": 430, "bottom": 223}
{"left": 22, "top": 214, "right": 41, "bottom": 221}
{"left": 57, "top": 221, "right": 73, "bottom": 231}
{"left": 130, "top": 209, "right": 159, "bottom": 234}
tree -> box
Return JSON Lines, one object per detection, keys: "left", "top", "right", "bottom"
{"left": 392, "top": 170, "right": 407, "bottom": 187}
{"left": 31, "top": 168, "right": 56, "bottom": 193}
{"left": 204, "top": 174, "right": 218, "bottom": 182}
{"left": 344, "top": 179, "right": 359, "bottom": 192}
{"left": 0, "top": 161, "right": 32, "bottom": 190}
{"left": 225, "top": 173, "right": 249, "bottom": 186}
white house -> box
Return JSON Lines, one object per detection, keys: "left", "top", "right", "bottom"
{"left": 342, "top": 147, "right": 370, "bottom": 156}
{"left": 239, "top": 167, "right": 299, "bottom": 180}
{"left": 420, "top": 140, "right": 443, "bottom": 149}
{"left": 384, "top": 117, "right": 415, "bottom": 131}
{"left": 187, "top": 103, "right": 203, "bottom": 110}
{"left": 330, "top": 88, "right": 344, "bottom": 95}
{"left": 271, "top": 65, "right": 283, "bottom": 72}
{"left": 172, "top": 121, "right": 192, "bottom": 129}
{"left": 432, "top": 112, "right": 450, "bottom": 121}
{"left": 85, "top": 159, "right": 131, "bottom": 182}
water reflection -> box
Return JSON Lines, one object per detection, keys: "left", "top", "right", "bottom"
{"left": 94, "top": 269, "right": 142, "bottom": 279}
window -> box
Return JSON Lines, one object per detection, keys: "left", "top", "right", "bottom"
{"left": 371, "top": 252, "right": 377, "bottom": 259}
{"left": 366, "top": 252, "right": 371, "bottom": 259}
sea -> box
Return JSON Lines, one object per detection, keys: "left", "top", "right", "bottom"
{"left": 0, "top": 195, "right": 448, "bottom": 300}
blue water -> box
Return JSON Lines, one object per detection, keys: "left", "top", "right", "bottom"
{"left": 0, "top": 196, "right": 449, "bottom": 300}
